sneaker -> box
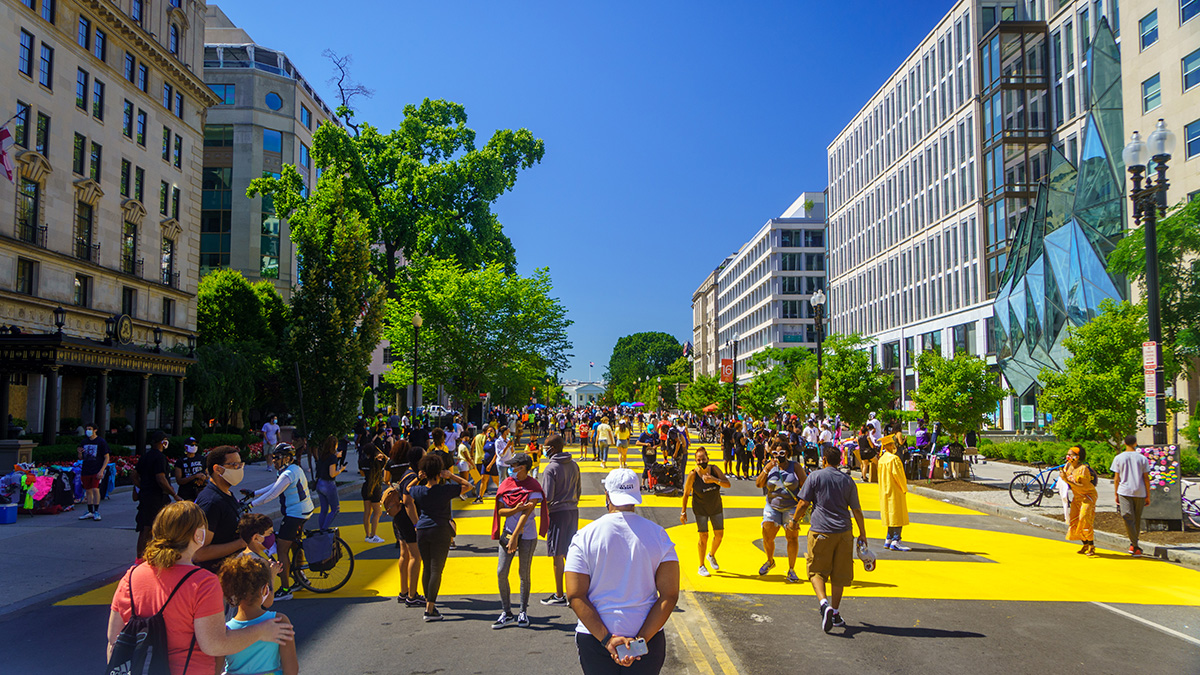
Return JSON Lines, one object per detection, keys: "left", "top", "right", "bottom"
{"left": 1133, "top": 547, "right": 1144, "bottom": 557}
{"left": 405, "top": 595, "right": 427, "bottom": 607}
{"left": 891, "top": 540, "right": 911, "bottom": 552}
{"left": 423, "top": 610, "right": 443, "bottom": 622}
{"left": 821, "top": 603, "right": 835, "bottom": 633}
{"left": 786, "top": 569, "right": 801, "bottom": 584}
{"left": 1130, "top": 546, "right": 1140, "bottom": 557}
{"left": 758, "top": 560, "right": 776, "bottom": 576}
{"left": 831, "top": 611, "right": 846, "bottom": 628}
{"left": 273, "top": 587, "right": 293, "bottom": 602}
{"left": 92, "top": 513, "right": 101, "bottom": 521}
{"left": 698, "top": 565, "right": 711, "bottom": 577}
{"left": 540, "top": 594, "right": 569, "bottom": 606}
{"left": 366, "top": 535, "right": 384, "bottom": 544}
{"left": 492, "top": 612, "right": 517, "bottom": 629}
{"left": 706, "top": 554, "right": 720, "bottom": 571}
{"left": 78, "top": 512, "right": 94, "bottom": 520}
{"left": 473, "top": 497, "right": 484, "bottom": 504}
{"left": 517, "top": 611, "right": 530, "bottom": 627}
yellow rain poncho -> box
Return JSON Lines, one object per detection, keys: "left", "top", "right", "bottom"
{"left": 877, "top": 448, "right": 909, "bottom": 528}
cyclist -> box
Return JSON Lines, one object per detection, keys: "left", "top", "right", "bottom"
{"left": 243, "top": 443, "right": 314, "bottom": 601}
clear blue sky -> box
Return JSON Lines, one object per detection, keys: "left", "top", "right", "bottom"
{"left": 220, "top": 1, "right": 954, "bottom": 381}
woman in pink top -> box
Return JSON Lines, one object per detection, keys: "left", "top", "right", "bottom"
{"left": 107, "top": 501, "right": 294, "bottom": 674}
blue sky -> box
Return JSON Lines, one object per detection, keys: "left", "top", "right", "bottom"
{"left": 220, "top": 1, "right": 953, "bottom": 381}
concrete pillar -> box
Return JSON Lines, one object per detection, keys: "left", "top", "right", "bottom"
{"left": 0, "top": 371, "right": 9, "bottom": 441}
{"left": 42, "top": 366, "right": 60, "bottom": 445}
{"left": 174, "top": 377, "right": 185, "bottom": 436}
{"left": 135, "top": 373, "right": 150, "bottom": 455}
{"left": 96, "top": 369, "right": 109, "bottom": 432}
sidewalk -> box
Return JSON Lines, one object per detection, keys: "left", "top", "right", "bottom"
{"left": 908, "top": 456, "right": 1200, "bottom": 568}
{"left": 0, "top": 459, "right": 363, "bottom": 617}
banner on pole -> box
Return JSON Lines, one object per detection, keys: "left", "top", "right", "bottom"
{"left": 720, "top": 359, "right": 734, "bottom": 383}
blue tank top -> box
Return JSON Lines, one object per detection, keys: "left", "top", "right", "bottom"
{"left": 224, "top": 610, "right": 282, "bottom": 675}
{"left": 278, "top": 464, "right": 314, "bottom": 518}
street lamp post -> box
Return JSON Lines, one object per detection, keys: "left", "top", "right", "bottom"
{"left": 412, "top": 311, "right": 423, "bottom": 413}
{"left": 726, "top": 333, "right": 740, "bottom": 419}
{"left": 1123, "top": 120, "right": 1176, "bottom": 445}
{"left": 811, "top": 288, "right": 827, "bottom": 420}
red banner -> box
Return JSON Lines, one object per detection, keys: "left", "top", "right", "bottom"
{"left": 720, "top": 359, "right": 734, "bottom": 383}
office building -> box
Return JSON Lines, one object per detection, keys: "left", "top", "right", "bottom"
{"left": 714, "top": 192, "right": 828, "bottom": 382}
{"left": 691, "top": 269, "right": 718, "bottom": 379}
{"left": 1, "top": 0, "right": 217, "bottom": 446}
{"left": 201, "top": 5, "right": 338, "bottom": 298}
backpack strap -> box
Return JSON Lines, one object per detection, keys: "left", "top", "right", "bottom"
{"left": 124, "top": 564, "right": 141, "bottom": 620}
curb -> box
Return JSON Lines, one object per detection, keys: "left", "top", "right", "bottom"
{"left": 0, "top": 479, "right": 364, "bottom": 619}
{"left": 908, "top": 484, "right": 1200, "bottom": 570}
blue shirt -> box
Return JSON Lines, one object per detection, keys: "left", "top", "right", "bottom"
{"left": 224, "top": 611, "right": 281, "bottom": 675}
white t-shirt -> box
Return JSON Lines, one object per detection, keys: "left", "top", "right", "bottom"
{"left": 445, "top": 424, "right": 460, "bottom": 450}
{"left": 819, "top": 429, "right": 833, "bottom": 444}
{"left": 565, "top": 511, "right": 678, "bottom": 638}
{"left": 496, "top": 435, "right": 512, "bottom": 462}
{"left": 868, "top": 418, "right": 882, "bottom": 442}
{"left": 1110, "top": 450, "right": 1150, "bottom": 498}
{"left": 262, "top": 422, "right": 280, "bottom": 445}
{"left": 803, "top": 426, "right": 819, "bottom": 444}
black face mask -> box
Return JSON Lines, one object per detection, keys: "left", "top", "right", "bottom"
{"left": 697, "top": 461, "right": 708, "bottom": 469}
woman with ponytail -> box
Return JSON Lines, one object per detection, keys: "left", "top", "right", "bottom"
{"left": 107, "top": 501, "right": 295, "bottom": 674}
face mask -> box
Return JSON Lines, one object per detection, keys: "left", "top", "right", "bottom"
{"left": 195, "top": 528, "right": 206, "bottom": 546}
{"left": 221, "top": 466, "right": 244, "bottom": 486}
{"left": 86, "top": 429, "right": 96, "bottom": 438}
{"left": 263, "top": 533, "right": 277, "bottom": 556}
{"left": 185, "top": 445, "right": 197, "bottom": 454}
{"left": 697, "top": 461, "right": 708, "bottom": 469}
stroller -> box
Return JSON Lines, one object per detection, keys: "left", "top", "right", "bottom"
{"left": 648, "top": 460, "right": 684, "bottom": 496}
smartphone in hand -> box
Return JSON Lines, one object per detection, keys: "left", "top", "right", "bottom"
{"left": 616, "top": 638, "right": 649, "bottom": 660}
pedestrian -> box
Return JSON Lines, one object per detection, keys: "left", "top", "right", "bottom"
{"left": 358, "top": 433, "right": 387, "bottom": 544}
{"left": 1111, "top": 435, "right": 1151, "bottom": 556}
{"left": 77, "top": 423, "right": 109, "bottom": 521}
{"left": 877, "top": 433, "right": 911, "bottom": 551}
{"left": 218, "top": 553, "right": 299, "bottom": 675}
{"left": 596, "top": 416, "right": 616, "bottom": 469}
{"left": 491, "top": 452, "right": 547, "bottom": 629}
{"left": 244, "top": 444, "right": 314, "bottom": 601}
{"left": 1061, "top": 445, "right": 1098, "bottom": 557}
{"left": 680, "top": 447, "right": 730, "bottom": 578}
{"left": 133, "top": 431, "right": 179, "bottom": 558}
{"left": 261, "top": 414, "right": 281, "bottom": 464}
{"left": 720, "top": 420, "right": 735, "bottom": 478}
{"left": 496, "top": 426, "right": 514, "bottom": 479}
{"left": 792, "top": 446, "right": 868, "bottom": 633}
{"left": 540, "top": 434, "right": 581, "bottom": 607}
{"left": 173, "top": 437, "right": 207, "bottom": 503}
{"left": 755, "top": 444, "right": 806, "bottom": 582}
{"left": 106, "top": 501, "right": 294, "bottom": 675}
{"left": 388, "top": 408, "right": 401, "bottom": 437}
{"left": 735, "top": 422, "right": 752, "bottom": 480}
{"left": 477, "top": 428, "right": 499, "bottom": 502}
{"left": 385, "top": 442, "right": 425, "bottom": 606}
{"left": 637, "top": 425, "right": 659, "bottom": 491}
{"left": 565, "top": 469, "right": 679, "bottom": 674}
{"left": 194, "top": 446, "right": 250, "bottom": 573}
{"left": 314, "top": 436, "right": 344, "bottom": 530}
{"left": 459, "top": 432, "right": 479, "bottom": 493}
{"left": 405, "top": 452, "right": 474, "bottom": 621}
{"left": 855, "top": 425, "right": 878, "bottom": 482}
{"left": 577, "top": 419, "right": 590, "bottom": 456}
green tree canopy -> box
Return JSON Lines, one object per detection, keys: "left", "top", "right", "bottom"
{"left": 678, "top": 375, "right": 727, "bottom": 415}
{"left": 745, "top": 346, "right": 818, "bottom": 420}
{"left": 605, "top": 332, "right": 682, "bottom": 390}
{"left": 821, "top": 334, "right": 895, "bottom": 430}
{"left": 912, "top": 350, "right": 1008, "bottom": 440}
{"left": 196, "top": 269, "right": 269, "bottom": 347}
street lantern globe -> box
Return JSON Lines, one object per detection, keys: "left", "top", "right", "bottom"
{"left": 1147, "top": 119, "right": 1176, "bottom": 158}
{"left": 810, "top": 288, "right": 827, "bottom": 310}
{"left": 412, "top": 311, "right": 423, "bottom": 328}
{"left": 732, "top": 332, "right": 739, "bottom": 342}
{"left": 53, "top": 306, "right": 66, "bottom": 333}
{"left": 1122, "top": 130, "right": 1148, "bottom": 169}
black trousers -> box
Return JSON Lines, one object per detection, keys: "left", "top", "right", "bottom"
{"left": 576, "top": 631, "right": 666, "bottom": 675}
{"left": 416, "top": 525, "right": 452, "bottom": 602}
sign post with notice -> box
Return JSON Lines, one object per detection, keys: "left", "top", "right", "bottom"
{"left": 1143, "top": 341, "right": 1164, "bottom": 428}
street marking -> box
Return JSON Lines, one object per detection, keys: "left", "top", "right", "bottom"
{"left": 1091, "top": 601, "right": 1200, "bottom": 647}
{"left": 668, "top": 609, "right": 717, "bottom": 675}
{"left": 681, "top": 590, "right": 741, "bottom": 675}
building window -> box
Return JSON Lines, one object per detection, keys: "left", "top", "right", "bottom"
{"left": 265, "top": 92, "right": 283, "bottom": 111}
{"left": 16, "top": 258, "right": 37, "bottom": 295}
{"left": 92, "top": 79, "right": 104, "bottom": 119}
{"left": 41, "top": 0, "right": 54, "bottom": 23}
{"left": 162, "top": 126, "right": 171, "bottom": 161}
{"left": 73, "top": 133, "right": 86, "bottom": 174}
{"left": 1184, "top": 48, "right": 1200, "bottom": 91}
{"left": 161, "top": 237, "right": 176, "bottom": 286}
{"left": 1140, "top": 10, "right": 1158, "bottom": 50}
{"left": 76, "top": 68, "right": 88, "bottom": 109}
{"left": 122, "top": 287, "right": 137, "bottom": 317}
{"left": 1185, "top": 0, "right": 1199, "bottom": 24}
{"left": 94, "top": 29, "right": 106, "bottom": 61}
{"left": 162, "top": 83, "right": 172, "bottom": 109}
{"left": 159, "top": 181, "right": 169, "bottom": 215}
{"left": 16, "top": 179, "right": 40, "bottom": 243}
{"left": 201, "top": 167, "right": 233, "bottom": 272}
{"left": 75, "top": 201, "right": 94, "bottom": 260}
{"left": 121, "top": 221, "right": 138, "bottom": 275}
{"left": 261, "top": 172, "right": 281, "bottom": 278}
{"left": 301, "top": 105, "right": 311, "bottom": 129}
{"left": 780, "top": 253, "right": 801, "bottom": 271}
{"left": 299, "top": 143, "right": 310, "bottom": 171}
{"left": 19, "top": 30, "right": 34, "bottom": 76}
{"left": 781, "top": 276, "right": 803, "bottom": 294}
{"left": 74, "top": 274, "right": 92, "bottom": 307}
{"left": 263, "top": 128, "right": 282, "bottom": 154}
{"left": 210, "top": 83, "right": 235, "bottom": 105}
{"left": 120, "top": 159, "right": 131, "bottom": 196}
{"left": 173, "top": 93, "right": 183, "bottom": 118}
{"left": 89, "top": 141, "right": 101, "bottom": 181}
{"left": 122, "top": 100, "right": 133, "bottom": 137}
{"left": 130, "top": 0, "right": 141, "bottom": 24}
{"left": 39, "top": 43, "right": 53, "bottom": 88}
{"left": 173, "top": 135, "right": 182, "bottom": 168}
{"left": 168, "top": 24, "right": 178, "bottom": 55}
{"left": 14, "top": 102, "right": 30, "bottom": 148}
{"left": 137, "top": 64, "right": 148, "bottom": 92}
{"left": 124, "top": 53, "right": 135, "bottom": 81}
{"left": 172, "top": 186, "right": 180, "bottom": 218}
{"left": 135, "top": 166, "right": 144, "bottom": 202}
{"left": 1185, "top": 119, "right": 1200, "bottom": 158}
{"left": 204, "top": 124, "right": 233, "bottom": 147}
{"left": 77, "top": 16, "right": 89, "bottom": 48}
{"left": 36, "top": 113, "right": 50, "bottom": 155}
{"left": 1142, "top": 74, "right": 1162, "bottom": 112}
{"left": 161, "top": 298, "right": 175, "bottom": 326}
{"left": 805, "top": 253, "right": 825, "bottom": 271}
{"left": 780, "top": 300, "right": 802, "bottom": 319}
{"left": 136, "top": 109, "right": 147, "bottom": 145}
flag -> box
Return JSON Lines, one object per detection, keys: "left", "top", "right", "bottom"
{"left": 683, "top": 341, "right": 693, "bottom": 356}
{"left": 0, "top": 126, "right": 14, "bottom": 183}
{"left": 589, "top": 361, "right": 594, "bottom": 367}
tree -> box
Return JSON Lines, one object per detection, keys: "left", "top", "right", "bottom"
{"left": 912, "top": 350, "right": 1008, "bottom": 440}
{"left": 821, "top": 334, "right": 895, "bottom": 430}
{"left": 1039, "top": 300, "right": 1149, "bottom": 444}
{"left": 248, "top": 170, "right": 386, "bottom": 442}
{"left": 746, "top": 347, "right": 818, "bottom": 419}
{"left": 381, "top": 258, "right": 572, "bottom": 407}
{"left": 196, "top": 269, "right": 269, "bottom": 347}
{"left": 605, "top": 332, "right": 682, "bottom": 391}
{"left": 188, "top": 344, "right": 256, "bottom": 430}
{"left": 666, "top": 356, "right": 692, "bottom": 380}
{"left": 1108, "top": 198, "right": 1200, "bottom": 376}
{"left": 678, "top": 375, "right": 726, "bottom": 415}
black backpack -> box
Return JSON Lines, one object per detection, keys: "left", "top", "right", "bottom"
{"left": 105, "top": 564, "right": 200, "bottom": 675}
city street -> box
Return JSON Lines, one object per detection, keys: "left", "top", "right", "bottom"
{"left": 2, "top": 435, "right": 1198, "bottom": 674}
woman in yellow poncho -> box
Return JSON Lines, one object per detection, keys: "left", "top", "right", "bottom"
{"left": 1060, "top": 445, "right": 1098, "bottom": 557}
{"left": 878, "top": 426, "right": 911, "bottom": 551}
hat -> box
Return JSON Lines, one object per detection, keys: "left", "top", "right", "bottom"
{"left": 603, "top": 468, "right": 642, "bottom": 507}
{"left": 505, "top": 452, "right": 533, "bottom": 469}
{"left": 187, "top": 436, "right": 197, "bottom": 443}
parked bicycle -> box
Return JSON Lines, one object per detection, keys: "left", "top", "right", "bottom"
{"left": 1008, "top": 462, "right": 1066, "bottom": 507}
{"left": 238, "top": 495, "right": 356, "bottom": 593}
{"left": 1183, "top": 481, "right": 1200, "bottom": 530}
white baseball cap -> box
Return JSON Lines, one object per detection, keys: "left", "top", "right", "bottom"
{"left": 603, "top": 468, "right": 642, "bottom": 507}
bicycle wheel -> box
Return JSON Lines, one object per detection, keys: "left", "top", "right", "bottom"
{"left": 1183, "top": 499, "right": 1200, "bottom": 530}
{"left": 293, "top": 537, "right": 355, "bottom": 593}
{"left": 1009, "top": 473, "right": 1043, "bottom": 507}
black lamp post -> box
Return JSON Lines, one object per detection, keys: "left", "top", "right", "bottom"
{"left": 1122, "top": 119, "right": 1176, "bottom": 445}
{"left": 186, "top": 334, "right": 197, "bottom": 356}
{"left": 811, "top": 288, "right": 827, "bottom": 420}
{"left": 412, "top": 311, "right": 423, "bottom": 413}
{"left": 153, "top": 326, "right": 163, "bottom": 352}
{"left": 53, "top": 306, "right": 66, "bottom": 334}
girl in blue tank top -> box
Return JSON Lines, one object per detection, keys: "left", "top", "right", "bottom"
{"left": 218, "top": 555, "right": 298, "bottom": 675}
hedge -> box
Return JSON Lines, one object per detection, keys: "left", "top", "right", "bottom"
{"left": 976, "top": 440, "right": 1200, "bottom": 476}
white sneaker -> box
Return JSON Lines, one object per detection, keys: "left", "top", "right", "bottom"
{"left": 698, "top": 565, "right": 710, "bottom": 577}
{"left": 367, "top": 535, "right": 385, "bottom": 544}
{"left": 706, "top": 554, "right": 720, "bottom": 571}
{"left": 78, "top": 512, "right": 94, "bottom": 520}
{"left": 93, "top": 513, "right": 102, "bottom": 521}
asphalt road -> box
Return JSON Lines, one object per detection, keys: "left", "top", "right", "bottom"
{"left": 3, "top": 437, "right": 1199, "bottom": 674}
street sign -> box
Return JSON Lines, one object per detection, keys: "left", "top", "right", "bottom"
{"left": 478, "top": 392, "right": 489, "bottom": 398}
{"left": 1145, "top": 370, "right": 1157, "bottom": 396}
{"left": 720, "top": 358, "right": 734, "bottom": 383}
{"left": 1143, "top": 341, "right": 1158, "bottom": 369}
{"left": 1020, "top": 405, "right": 1035, "bottom": 423}
{"left": 1145, "top": 396, "right": 1158, "bottom": 426}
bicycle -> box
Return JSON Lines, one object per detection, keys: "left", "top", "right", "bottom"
{"left": 1008, "top": 462, "right": 1066, "bottom": 507}
{"left": 238, "top": 495, "right": 355, "bottom": 593}
{"left": 1183, "top": 481, "right": 1200, "bottom": 530}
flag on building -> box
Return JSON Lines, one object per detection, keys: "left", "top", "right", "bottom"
{"left": 0, "top": 125, "right": 14, "bottom": 183}
{"left": 683, "top": 341, "right": 693, "bottom": 356}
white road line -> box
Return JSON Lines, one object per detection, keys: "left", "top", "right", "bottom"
{"left": 1091, "top": 601, "right": 1200, "bottom": 647}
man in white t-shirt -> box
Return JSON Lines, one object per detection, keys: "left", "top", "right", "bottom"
{"left": 1110, "top": 434, "right": 1152, "bottom": 556}
{"left": 495, "top": 427, "right": 514, "bottom": 479}
{"left": 261, "top": 414, "right": 281, "bottom": 463}
{"left": 867, "top": 412, "right": 883, "bottom": 444}
{"left": 566, "top": 468, "right": 678, "bottom": 673}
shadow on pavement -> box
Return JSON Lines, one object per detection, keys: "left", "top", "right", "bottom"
{"left": 835, "top": 622, "right": 987, "bottom": 640}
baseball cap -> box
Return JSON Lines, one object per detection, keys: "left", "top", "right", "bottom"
{"left": 505, "top": 452, "right": 533, "bottom": 469}
{"left": 603, "top": 468, "right": 642, "bottom": 507}
{"left": 187, "top": 436, "right": 197, "bottom": 443}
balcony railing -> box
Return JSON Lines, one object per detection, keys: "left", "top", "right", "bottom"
{"left": 121, "top": 256, "right": 144, "bottom": 278}
{"left": 161, "top": 270, "right": 180, "bottom": 288}
{"left": 74, "top": 238, "right": 100, "bottom": 263}
{"left": 14, "top": 221, "right": 47, "bottom": 247}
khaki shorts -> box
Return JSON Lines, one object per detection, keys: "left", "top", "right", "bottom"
{"left": 806, "top": 530, "right": 854, "bottom": 586}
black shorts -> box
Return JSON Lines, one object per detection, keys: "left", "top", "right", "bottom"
{"left": 278, "top": 515, "right": 308, "bottom": 541}
{"left": 393, "top": 513, "right": 417, "bottom": 544}
{"left": 361, "top": 482, "right": 383, "bottom": 503}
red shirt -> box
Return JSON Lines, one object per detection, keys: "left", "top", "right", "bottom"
{"left": 110, "top": 563, "right": 224, "bottom": 675}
